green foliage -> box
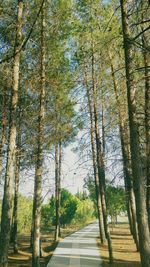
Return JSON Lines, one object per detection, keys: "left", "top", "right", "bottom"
{"left": 84, "top": 176, "right": 98, "bottom": 217}
{"left": 106, "top": 185, "right": 126, "bottom": 218}
{"left": 17, "top": 195, "right": 33, "bottom": 233}
{"left": 75, "top": 190, "right": 88, "bottom": 200}
{"left": 73, "top": 198, "right": 95, "bottom": 224}
{"left": 0, "top": 195, "right": 32, "bottom": 233}
{"left": 41, "top": 195, "right": 55, "bottom": 228}
{"left": 41, "top": 189, "right": 79, "bottom": 228}
{"left": 41, "top": 203, "right": 53, "bottom": 229}
{"left": 85, "top": 176, "right": 127, "bottom": 218}
{"left": 84, "top": 176, "right": 97, "bottom": 204}
{"left": 60, "top": 189, "right": 79, "bottom": 226}
{"left": 41, "top": 188, "right": 95, "bottom": 229}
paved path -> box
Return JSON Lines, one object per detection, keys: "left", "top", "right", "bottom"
{"left": 47, "top": 222, "right": 102, "bottom": 267}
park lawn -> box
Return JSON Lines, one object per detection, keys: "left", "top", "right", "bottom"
{"left": 99, "top": 223, "right": 141, "bottom": 267}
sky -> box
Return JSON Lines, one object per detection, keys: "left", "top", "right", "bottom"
{"left": 0, "top": 127, "right": 123, "bottom": 203}
{"left": 16, "top": 141, "right": 89, "bottom": 203}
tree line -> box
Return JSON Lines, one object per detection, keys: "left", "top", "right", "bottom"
{"left": 0, "top": 0, "right": 150, "bottom": 267}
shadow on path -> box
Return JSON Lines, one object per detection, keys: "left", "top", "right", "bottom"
{"left": 47, "top": 222, "right": 102, "bottom": 267}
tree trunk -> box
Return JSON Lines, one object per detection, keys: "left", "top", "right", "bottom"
{"left": 83, "top": 63, "right": 106, "bottom": 244}
{"left": 144, "top": 50, "right": 150, "bottom": 231}
{"left": 0, "top": 1, "right": 23, "bottom": 266}
{"left": 127, "top": 199, "right": 133, "bottom": 235}
{"left": 109, "top": 51, "right": 139, "bottom": 250}
{"left": 91, "top": 37, "right": 113, "bottom": 264}
{"left": 30, "top": 216, "right": 34, "bottom": 249}
{"left": 58, "top": 141, "right": 62, "bottom": 237}
{"left": 120, "top": 1, "right": 150, "bottom": 266}
{"left": 55, "top": 143, "right": 60, "bottom": 241}
{"left": 100, "top": 107, "right": 113, "bottom": 264}
{"left": 0, "top": 87, "right": 7, "bottom": 177}
{"left": 92, "top": 132, "right": 106, "bottom": 245}
{"left": 11, "top": 110, "right": 22, "bottom": 253}
{"left": 142, "top": 30, "right": 150, "bottom": 231}
{"left": 32, "top": 4, "right": 45, "bottom": 267}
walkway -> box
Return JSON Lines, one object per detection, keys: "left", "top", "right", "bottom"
{"left": 47, "top": 222, "right": 102, "bottom": 267}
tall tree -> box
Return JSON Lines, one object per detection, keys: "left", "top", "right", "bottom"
{"left": 0, "top": 86, "right": 7, "bottom": 177}
{"left": 141, "top": 2, "right": 150, "bottom": 230}
{"left": 120, "top": 0, "right": 150, "bottom": 266}
{"left": 109, "top": 51, "right": 139, "bottom": 250}
{"left": 32, "top": 2, "right": 45, "bottom": 266}
{"left": 11, "top": 95, "right": 22, "bottom": 253}
{"left": 0, "top": 1, "right": 23, "bottom": 266}
{"left": 54, "top": 143, "right": 60, "bottom": 241}
{"left": 91, "top": 37, "right": 113, "bottom": 264}
{"left": 83, "top": 57, "right": 106, "bottom": 244}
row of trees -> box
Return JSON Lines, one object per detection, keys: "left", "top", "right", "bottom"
{"left": 0, "top": 0, "right": 150, "bottom": 267}
{"left": 0, "top": 1, "right": 78, "bottom": 266}
{"left": 72, "top": 0, "right": 150, "bottom": 266}
{"left": 0, "top": 190, "right": 95, "bottom": 237}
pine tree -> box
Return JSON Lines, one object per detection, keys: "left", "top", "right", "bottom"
{"left": 120, "top": 1, "right": 150, "bottom": 265}
{"left": 0, "top": 1, "right": 23, "bottom": 265}
{"left": 32, "top": 2, "right": 45, "bottom": 266}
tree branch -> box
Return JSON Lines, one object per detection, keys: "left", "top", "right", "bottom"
{"left": 133, "top": 25, "right": 150, "bottom": 40}
{"left": 0, "top": 0, "right": 45, "bottom": 64}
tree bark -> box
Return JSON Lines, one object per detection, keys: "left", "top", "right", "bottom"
{"left": 0, "top": 86, "right": 7, "bottom": 178}
{"left": 142, "top": 29, "right": 150, "bottom": 231}
{"left": 32, "top": 3, "right": 45, "bottom": 267}
{"left": 144, "top": 48, "right": 150, "bottom": 231}
{"left": 11, "top": 108, "right": 22, "bottom": 253}
{"left": 0, "top": 1, "right": 23, "bottom": 266}
{"left": 127, "top": 199, "right": 133, "bottom": 235}
{"left": 58, "top": 141, "right": 62, "bottom": 237}
{"left": 30, "top": 214, "right": 34, "bottom": 249}
{"left": 55, "top": 143, "right": 60, "bottom": 241}
{"left": 120, "top": 1, "right": 150, "bottom": 266}
{"left": 109, "top": 51, "right": 139, "bottom": 250}
{"left": 100, "top": 105, "right": 113, "bottom": 264}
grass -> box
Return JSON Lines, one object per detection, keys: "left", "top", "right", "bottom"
{"left": 98, "top": 223, "right": 141, "bottom": 267}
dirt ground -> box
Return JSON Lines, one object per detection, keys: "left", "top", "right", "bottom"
{"left": 8, "top": 232, "right": 55, "bottom": 267}
{"left": 99, "top": 224, "right": 141, "bottom": 267}
{"left": 8, "top": 224, "right": 88, "bottom": 267}
{"left": 8, "top": 223, "right": 141, "bottom": 267}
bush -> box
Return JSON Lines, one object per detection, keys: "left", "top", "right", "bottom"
{"left": 41, "top": 189, "right": 95, "bottom": 229}
{"left": 73, "top": 198, "right": 95, "bottom": 224}
{"left": 17, "top": 195, "right": 33, "bottom": 233}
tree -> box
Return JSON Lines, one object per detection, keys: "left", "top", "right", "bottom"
{"left": 141, "top": 0, "right": 150, "bottom": 230}
{"left": 60, "top": 189, "right": 78, "bottom": 227}
{"left": 120, "top": 0, "right": 150, "bottom": 265}
{"left": 11, "top": 93, "right": 23, "bottom": 253}
{"left": 32, "top": 1, "right": 45, "bottom": 266}
{"left": 54, "top": 143, "right": 60, "bottom": 240}
{"left": 73, "top": 198, "right": 95, "bottom": 224}
{"left": 83, "top": 52, "right": 106, "bottom": 244}
{"left": 0, "top": 84, "right": 7, "bottom": 177}
{"left": 44, "top": 189, "right": 79, "bottom": 228}
{"left": 106, "top": 185, "right": 126, "bottom": 222}
{"left": 109, "top": 51, "right": 139, "bottom": 249}
{"left": 0, "top": 1, "right": 149, "bottom": 266}
{"left": 0, "top": 1, "right": 23, "bottom": 265}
